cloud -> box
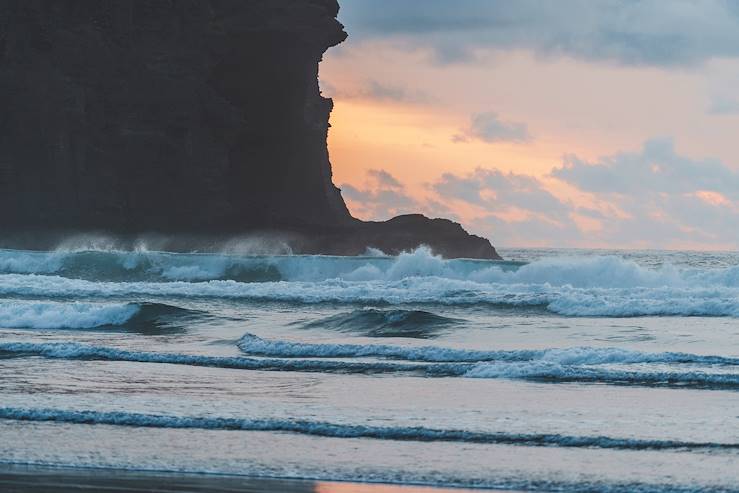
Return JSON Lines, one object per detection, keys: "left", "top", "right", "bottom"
{"left": 324, "top": 79, "right": 431, "bottom": 104}
{"left": 431, "top": 168, "right": 578, "bottom": 246}
{"left": 550, "top": 138, "right": 739, "bottom": 247}
{"left": 339, "top": 0, "right": 739, "bottom": 67}
{"left": 340, "top": 169, "right": 419, "bottom": 220}
{"left": 340, "top": 169, "right": 462, "bottom": 222}
{"left": 433, "top": 168, "right": 564, "bottom": 215}
{"left": 340, "top": 141, "right": 739, "bottom": 248}
{"left": 708, "top": 96, "right": 739, "bottom": 115}
{"left": 363, "top": 80, "right": 431, "bottom": 103}
{"left": 552, "top": 138, "right": 739, "bottom": 200}
{"left": 367, "top": 169, "right": 403, "bottom": 188}
{"left": 463, "top": 112, "right": 530, "bottom": 143}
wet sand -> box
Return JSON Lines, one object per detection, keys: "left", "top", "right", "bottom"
{"left": 0, "top": 464, "right": 499, "bottom": 493}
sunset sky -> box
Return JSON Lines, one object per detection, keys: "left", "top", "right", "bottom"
{"left": 319, "top": 0, "right": 739, "bottom": 250}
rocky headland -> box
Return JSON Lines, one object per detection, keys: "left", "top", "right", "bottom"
{"left": 0, "top": 0, "right": 500, "bottom": 259}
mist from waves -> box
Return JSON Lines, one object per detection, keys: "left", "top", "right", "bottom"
{"left": 0, "top": 240, "right": 738, "bottom": 317}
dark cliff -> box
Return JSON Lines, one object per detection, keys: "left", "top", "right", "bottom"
{"left": 0, "top": 0, "right": 500, "bottom": 259}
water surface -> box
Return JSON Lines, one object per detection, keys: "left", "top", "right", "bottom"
{"left": 0, "top": 246, "right": 737, "bottom": 491}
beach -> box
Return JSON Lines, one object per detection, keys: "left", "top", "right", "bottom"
{"left": 0, "top": 464, "right": 491, "bottom": 493}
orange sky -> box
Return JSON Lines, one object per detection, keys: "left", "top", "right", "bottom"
{"left": 317, "top": 4, "right": 739, "bottom": 250}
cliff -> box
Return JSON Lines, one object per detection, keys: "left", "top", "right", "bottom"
{"left": 0, "top": 0, "right": 500, "bottom": 259}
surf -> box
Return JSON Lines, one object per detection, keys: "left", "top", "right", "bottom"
{"left": 2, "top": 247, "right": 739, "bottom": 317}
{"left": 0, "top": 300, "right": 197, "bottom": 330}
{"left": 237, "top": 333, "right": 739, "bottom": 365}
{"left": 0, "top": 406, "right": 735, "bottom": 451}
{"left": 2, "top": 341, "right": 737, "bottom": 389}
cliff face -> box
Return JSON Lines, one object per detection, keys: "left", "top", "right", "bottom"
{"left": 0, "top": 0, "right": 500, "bottom": 259}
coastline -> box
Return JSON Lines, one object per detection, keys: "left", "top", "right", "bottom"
{"left": 0, "top": 464, "right": 507, "bottom": 493}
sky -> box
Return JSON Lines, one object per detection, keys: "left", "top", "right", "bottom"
{"left": 319, "top": 0, "right": 739, "bottom": 250}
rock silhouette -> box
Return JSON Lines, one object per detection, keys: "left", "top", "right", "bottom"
{"left": 0, "top": 0, "right": 499, "bottom": 259}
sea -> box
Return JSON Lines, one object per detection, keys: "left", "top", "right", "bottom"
{"left": 0, "top": 244, "right": 737, "bottom": 492}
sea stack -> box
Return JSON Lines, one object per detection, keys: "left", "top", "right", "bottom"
{"left": 0, "top": 0, "right": 500, "bottom": 259}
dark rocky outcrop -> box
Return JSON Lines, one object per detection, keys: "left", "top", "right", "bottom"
{"left": 299, "top": 215, "right": 498, "bottom": 259}
{"left": 0, "top": 0, "right": 500, "bottom": 259}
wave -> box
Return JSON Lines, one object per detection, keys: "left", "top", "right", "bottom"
{"left": 0, "top": 249, "right": 286, "bottom": 283}
{"left": 462, "top": 361, "right": 739, "bottom": 388}
{"left": 296, "top": 308, "right": 459, "bottom": 338}
{"left": 0, "top": 301, "right": 193, "bottom": 330}
{"left": 237, "top": 334, "right": 739, "bottom": 365}
{"left": 2, "top": 247, "right": 739, "bottom": 317}
{"left": 0, "top": 244, "right": 487, "bottom": 283}
{"left": 1, "top": 259, "right": 739, "bottom": 319}
{"left": 0, "top": 341, "right": 426, "bottom": 374}
{"left": 0, "top": 300, "right": 138, "bottom": 329}
{"left": 0, "top": 406, "right": 735, "bottom": 451}
{"left": 3, "top": 245, "right": 738, "bottom": 287}
{"left": 0, "top": 246, "right": 516, "bottom": 283}
{"left": 3, "top": 272, "right": 739, "bottom": 317}
{"left": 1, "top": 341, "right": 737, "bottom": 389}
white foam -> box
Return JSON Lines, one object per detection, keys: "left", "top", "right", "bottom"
{"left": 0, "top": 301, "right": 140, "bottom": 329}
{"left": 0, "top": 406, "right": 732, "bottom": 450}
{"left": 238, "top": 334, "right": 739, "bottom": 365}
{"left": 0, "top": 341, "right": 424, "bottom": 374}
{"left": 462, "top": 361, "right": 739, "bottom": 388}
{"left": 1, "top": 247, "right": 739, "bottom": 317}
{"left": 2, "top": 340, "right": 736, "bottom": 388}
{"left": 1, "top": 272, "right": 738, "bottom": 317}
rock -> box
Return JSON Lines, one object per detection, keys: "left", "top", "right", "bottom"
{"left": 0, "top": 0, "right": 500, "bottom": 260}
{"left": 299, "top": 215, "right": 500, "bottom": 259}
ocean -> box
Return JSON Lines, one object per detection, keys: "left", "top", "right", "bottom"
{"left": 0, "top": 245, "right": 737, "bottom": 492}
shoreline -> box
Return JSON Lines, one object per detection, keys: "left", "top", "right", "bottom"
{"left": 0, "top": 463, "right": 507, "bottom": 493}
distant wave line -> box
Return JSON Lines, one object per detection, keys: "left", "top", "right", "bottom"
{"left": 238, "top": 333, "right": 739, "bottom": 366}
{"left": 1, "top": 342, "right": 738, "bottom": 390}
{"left": 1, "top": 407, "right": 736, "bottom": 451}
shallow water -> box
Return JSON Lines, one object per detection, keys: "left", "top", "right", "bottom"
{"left": 0, "top": 246, "right": 737, "bottom": 491}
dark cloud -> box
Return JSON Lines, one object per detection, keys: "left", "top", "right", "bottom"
{"left": 341, "top": 169, "right": 461, "bottom": 222}
{"left": 363, "top": 80, "right": 431, "bottom": 103}
{"left": 465, "top": 112, "right": 530, "bottom": 143}
{"left": 367, "top": 169, "right": 403, "bottom": 189}
{"left": 550, "top": 138, "right": 739, "bottom": 247}
{"left": 552, "top": 138, "right": 739, "bottom": 200}
{"left": 339, "top": 0, "right": 739, "bottom": 66}
{"left": 324, "top": 79, "right": 431, "bottom": 104}
{"left": 340, "top": 169, "right": 419, "bottom": 220}
{"left": 433, "top": 168, "right": 565, "bottom": 216}
{"left": 708, "top": 96, "right": 739, "bottom": 115}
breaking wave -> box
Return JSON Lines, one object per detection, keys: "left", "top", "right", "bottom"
{"left": 0, "top": 407, "right": 735, "bottom": 451}
{"left": 0, "top": 301, "right": 191, "bottom": 330}
{"left": 0, "top": 341, "right": 426, "bottom": 374}
{"left": 296, "top": 308, "right": 459, "bottom": 338}
{"left": 1, "top": 341, "right": 737, "bottom": 389}
{"left": 1, "top": 247, "right": 739, "bottom": 317}
{"left": 0, "top": 246, "right": 519, "bottom": 283}
{"left": 237, "top": 333, "right": 739, "bottom": 365}
{"left": 2, "top": 245, "right": 738, "bottom": 286}
{"left": 1, "top": 272, "right": 738, "bottom": 317}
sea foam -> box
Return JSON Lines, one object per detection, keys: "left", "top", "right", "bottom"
{"left": 0, "top": 301, "right": 140, "bottom": 329}
{"left": 1, "top": 341, "right": 736, "bottom": 389}
{"left": 237, "top": 333, "right": 739, "bottom": 366}
{"left": 0, "top": 406, "right": 734, "bottom": 451}
{"left": 1, "top": 247, "right": 739, "bottom": 317}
